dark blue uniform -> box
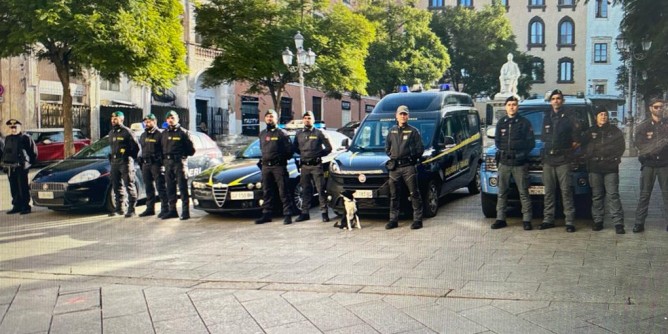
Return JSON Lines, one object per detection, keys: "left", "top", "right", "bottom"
{"left": 161, "top": 124, "right": 196, "bottom": 219}
{"left": 139, "top": 127, "right": 168, "bottom": 217}
{"left": 108, "top": 124, "right": 140, "bottom": 216}
{"left": 2, "top": 130, "right": 37, "bottom": 214}
{"left": 293, "top": 126, "right": 332, "bottom": 221}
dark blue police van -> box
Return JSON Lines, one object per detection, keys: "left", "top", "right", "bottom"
{"left": 326, "top": 90, "right": 483, "bottom": 218}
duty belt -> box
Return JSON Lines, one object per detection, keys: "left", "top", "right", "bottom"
{"left": 394, "top": 158, "right": 414, "bottom": 167}
{"left": 143, "top": 156, "right": 160, "bottom": 164}
{"left": 591, "top": 157, "right": 620, "bottom": 162}
{"left": 301, "top": 157, "right": 322, "bottom": 166}
{"left": 546, "top": 148, "right": 569, "bottom": 156}
{"left": 263, "top": 159, "right": 286, "bottom": 166}
{"left": 164, "top": 154, "right": 184, "bottom": 160}
{"left": 110, "top": 154, "right": 127, "bottom": 159}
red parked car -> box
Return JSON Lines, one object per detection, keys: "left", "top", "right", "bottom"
{"left": 26, "top": 128, "right": 91, "bottom": 165}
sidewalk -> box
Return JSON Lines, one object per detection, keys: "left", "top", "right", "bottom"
{"left": 0, "top": 158, "right": 667, "bottom": 333}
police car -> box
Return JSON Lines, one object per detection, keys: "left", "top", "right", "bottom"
{"left": 29, "top": 125, "right": 223, "bottom": 212}
{"left": 326, "top": 89, "right": 483, "bottom": 218}
{"left": 479, "top": 94, "right": 595, "bottom": 218}
{"left": 190, "top": 129, "right": 349, "bottom": 214}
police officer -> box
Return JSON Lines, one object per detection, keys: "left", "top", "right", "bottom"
{"left": 293, "top": 111, "right": 332, "bottom": 223}
{"left": 138, "top": 113, "right": 169, "bottom": 218}
{"left": 633, "top": 98, "right": 668, "bottom": 233}
{"left": 1, "top": 119, "right": 37, "bottom": 214}
{"left": 108, "top": 111, "right": 140, "bottom": 217}
{"left": 255, "top": 109, "right": 294, "bottom": 225}
{"left": 385, "top": 105, "right": 425, "bottom": 230}
{"left": 540, "top": 89, "right": 581, "bottom": 232}
{"left": 583, "top": 106, "right": 625, "bottom": 234}
{"left": 493, "top": 96, "right": 535, "bottom": 230}
{"left": 161, "top": 110, "right": 196, "bottom": 220}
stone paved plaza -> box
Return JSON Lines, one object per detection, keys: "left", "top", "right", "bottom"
{"left": 1, "top": 158, "right": 667, "bottom": 333}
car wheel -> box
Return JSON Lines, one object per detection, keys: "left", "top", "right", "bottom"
{"left": 105, "top": 188, "right": 116, "bottom": 213}
{"left": 481, "top": 193, "right": 497, "bottom": 218}
{"left": 422, "top": 180, "right": 440, "bottom": 218}
{"left": 292, "top": 181, "right": 304, "bottom": 214}
{"left": 467, "top": 162, "right": 481, "bottom": 195}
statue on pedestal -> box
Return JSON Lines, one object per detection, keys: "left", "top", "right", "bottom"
{"left": 499, "top": 53, "right": 521, "bottom": 96}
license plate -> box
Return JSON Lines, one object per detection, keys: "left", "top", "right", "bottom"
{"left": 528, "top": 186, "right": 544, "bottom": 195}
{"left": 38, "top": 191, "right": 54, "bottom": 199}
{"left": 353, "top": 190, "right": 373, "bottom": 199}
{"left": 230, "top": 191, "right": 254, "bottom": 200}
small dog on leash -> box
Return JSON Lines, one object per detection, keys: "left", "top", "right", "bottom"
{"left": 335, "top": 190, "right": 361, "bottom": 230}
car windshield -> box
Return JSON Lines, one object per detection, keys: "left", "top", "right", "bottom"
{"left": 71, "top": 137, "right": 112, "bottom": 159}
{"left": 519, "top": 105, "right": 593, "bottom": 136}
{"left": 350, "top": 118, "right": 437, "bottom": 151}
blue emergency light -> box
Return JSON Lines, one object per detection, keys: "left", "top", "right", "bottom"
{"left": 398, "top": 85, "right": 409, "bottom": 93}
{"left": 439, "top": 84, "right": 451, "bottom": 91}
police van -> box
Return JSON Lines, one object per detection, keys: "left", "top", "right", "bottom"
{"left": 326, "top": 90, "right": 482, "bottom": 217}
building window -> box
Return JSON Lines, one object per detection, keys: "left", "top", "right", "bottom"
{"left": 458, "top": 0, "right": 473, "bottom": 7}
{"left": 557, "top": 17, "right": 575, "bottom": 49}
{"left": 312, "top": 96, "right": 322, "bottom": 121}
{"left": 557, "top": 0, "right": 575, "bottom": 10}
{"left": 594, "top": 43, "right": 608, "bottom": 63}
{"left": 595, "top": 0, "right": 608, "bottom": 18}
{"left": 531, "top": 58, "right": 545, "bottom": 83}
{"left": 594, "top": 83, "right": 606, "bottom": 94}
{"left": 528, "top": 18, "right": 545, "bottom": 49}
{"left": 528, "top": 0, "right": 545, "bottom": 11}
{"left": 429, "top": 0, "right": 444, "bottom": 8}
{"left": 100, "top": 79, "right": 120, "bottom": 92}
{"left": 558, "top": 57, "right": 574, "bottom": 83}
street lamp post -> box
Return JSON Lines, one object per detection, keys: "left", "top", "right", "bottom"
{"left": 281, "top": 31, "right": 317, "bottom": 117}
{"left": 615, "top": 35, "right": 651, "bottom": 156}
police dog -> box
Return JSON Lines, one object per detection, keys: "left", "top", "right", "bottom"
{"left": 336, "top": 190, "right": 361, "bottom": 230}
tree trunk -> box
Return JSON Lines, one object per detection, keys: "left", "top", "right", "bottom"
{"left": 53, "top": 58, "right": 75, "bottom": 158}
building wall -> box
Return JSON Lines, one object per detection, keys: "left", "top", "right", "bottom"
{"left": 419, "top": 0, "right": 588, "bottom": 96}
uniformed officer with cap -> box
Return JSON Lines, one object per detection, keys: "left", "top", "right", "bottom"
{"left": 293, "top": 111, "right": 333, "bottom": 223}
{"left": 633, "top": 98, "right": 668, "bottom": 233}
{"left": 160, "top": 110, "right": 196, "bottom": 220}
{"left": 1, "top": 119, "right": 37, "bottom": 214}
{"left": 108, "top": 111, "right": 140, "bottom": 217}
{"left": 540, "top": 89, "right": 581, "bottom": 232}
{"left": 255, "top": 109, "right": 295, "bottom": 225}
{"left": 493, "top": 95, "right": 535, "bottom": 230}
{"left": 385, "top": 105, "right": 425, "bottom": 230}
{"left": 583, "top": 106, "right": 625, "bottom": 234}
{"left": 138, "top": 113, "right": 169, "bottom": 218}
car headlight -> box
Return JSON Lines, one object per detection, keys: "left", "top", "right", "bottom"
{"left": 255, "top": 182, "right": 262, "bottom": 189}
{"left": 247, "top": 183, "right": 255, "bottom": 190}
{"left": 330, "top": 160, "right": 341, "bottom": 174}
{"left": 192, "top": 181, "right": 208, "bottom": 189}
{"left": 68, "top": 170, "right": 101, "bottom": 184}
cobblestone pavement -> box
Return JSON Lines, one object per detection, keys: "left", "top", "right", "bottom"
{"left": 1, "top": 158, "right": 667, "bottom": 333}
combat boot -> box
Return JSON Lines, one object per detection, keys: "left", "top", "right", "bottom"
{"left": 180, "top": 209, "right": 190, "bottom": 220}
{"left": 161, "top": 211, "right": 179, "bottom": 220}
{"left": 295, "top": 214, "right": 310, "bottom": 222}
{"left": 283, "top": 215, "right": 292, "bottom": 225}
{"left": 139, "top": 209, "right": 155, "bottom": 217}
{"left": 322, "top": 212, "right": 330, "bottom": 222}
{"left": 255, "top": 213, "right": 272, "bottom": 224}
{"left": 7, "top": 207, "right": 21, "bottom": 214}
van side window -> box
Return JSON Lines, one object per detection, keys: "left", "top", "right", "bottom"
{"left": 467, "top": 114, "right": 480, "bottom": 136}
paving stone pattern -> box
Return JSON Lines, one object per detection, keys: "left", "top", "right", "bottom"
{"left": 1, "top": 158, "right": 667, "bottom": 333}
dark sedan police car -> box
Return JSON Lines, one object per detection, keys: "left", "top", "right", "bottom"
{"left": 190, "top": 130, "right": 348, "bottom": 214}
{"left": 30, "top": 126, "right": 223, "bottom": 212}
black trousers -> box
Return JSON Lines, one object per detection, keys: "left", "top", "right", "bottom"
{"left": 261, "top": 165, "right": 292, "bottom": 216}
{"left": 110, "top": 159, "right": 137, "bottom": 212}
{"left": 389, "top": 165, "right": 423, "bottom": 222}
{"left": 164, "top": 158, "right": 189, "bottom": 213}
{"left": 300, "top": 164, "right": 327, "bottom": 214}
{"left": 8, "top": 167, "right": 30, "bottom": 210}
{"left": 141, "top": 162, "right": 168, "bottom": 213}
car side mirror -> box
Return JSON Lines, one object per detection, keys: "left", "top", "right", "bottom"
{"left": 42, "top": 139, "right": 52, "bottom": 145}
{"left": 341, "top": 138, "right": 349, "bottom": 149}
{"left": 486, "top": 127, "right": 496, "bottom": 139}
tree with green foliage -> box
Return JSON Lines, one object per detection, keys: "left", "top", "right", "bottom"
{"left": 430, "top": 1, "right": 534, "bottom": 98}
{"left": 195, "top": 0, "right": 375, "bottom": 110}
{"left": 359, "top": 0, "right": 450, "bottom": 97}
{"left": 0, "top": 0, "right": 187, "bottom": 157}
